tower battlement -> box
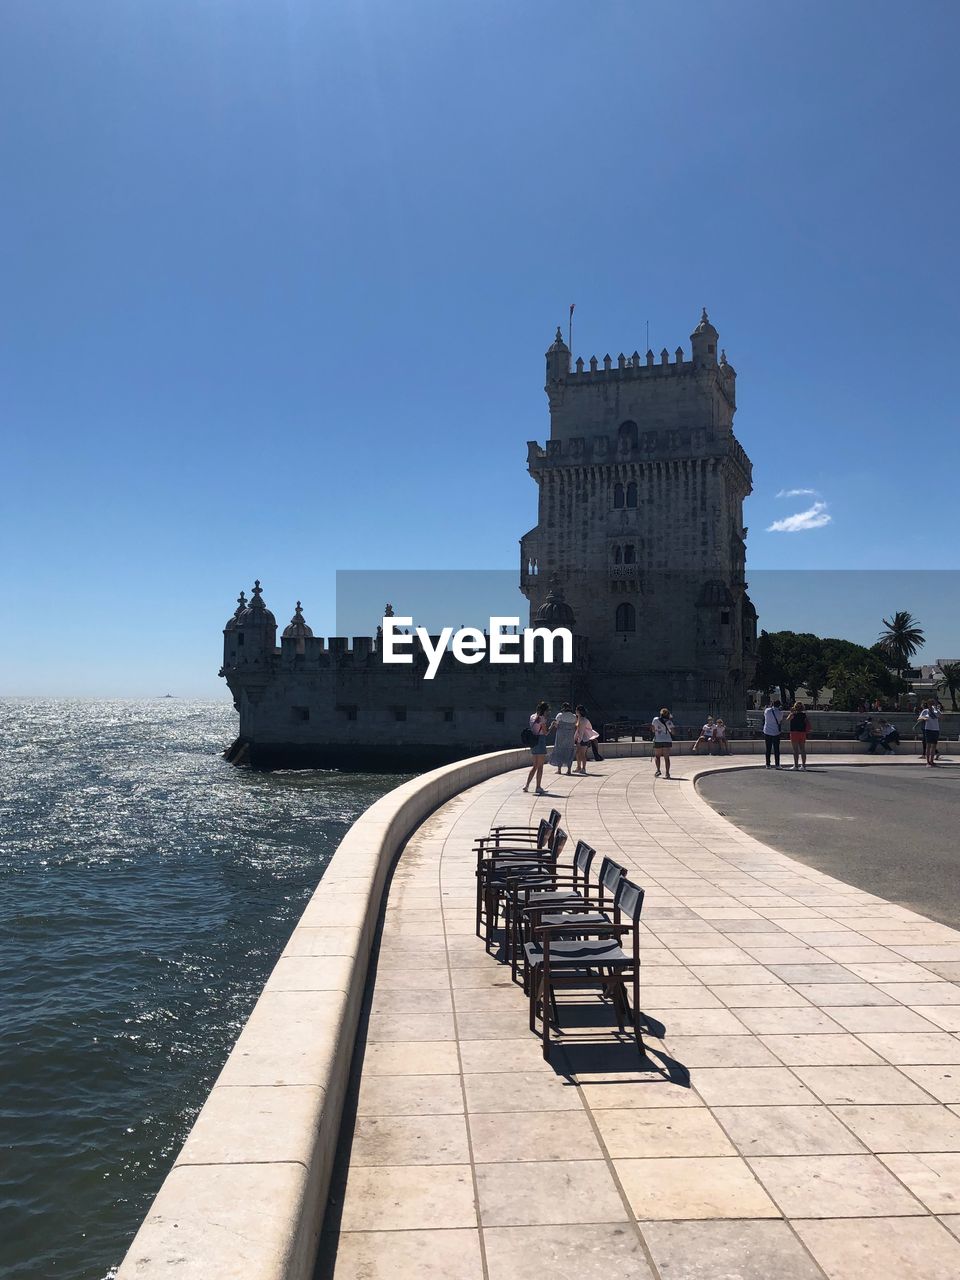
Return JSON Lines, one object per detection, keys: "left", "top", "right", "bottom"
{"left": 543, "top": 309, "right": 738, "bottom": 447}
{"left": 564, "top": 347, "right": 720, "bottom": 380}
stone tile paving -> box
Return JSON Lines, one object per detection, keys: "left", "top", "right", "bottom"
{"left": 321, "top": 755, "right": 960, "bottom": 1279}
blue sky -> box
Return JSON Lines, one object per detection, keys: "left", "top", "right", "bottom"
{"left": 2, "top": 0, "right": 958, "bottom": 696}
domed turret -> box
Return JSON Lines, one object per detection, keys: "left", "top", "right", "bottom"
{"left": 227, "top": 580, "right": 278, "bottom": 667}
{"left": 281, "top": 600, "right": 313, "bottom": 657}
{"left": 535, "top": 576, "right": 576, "bottom": 628}
{"left": 690, "top": 307, "right": 719, "bottom": 368}
{"left": 282, "top": 602, "right": 314, "bottom": 641}
{"left": 236, "top": 580, "right": 277, "bottom": 629}
{"left": 545, "top": 326, "right": 571, "bottom": 385}
{"left": 224, "top": 590, "right": 247, "bottom": 632}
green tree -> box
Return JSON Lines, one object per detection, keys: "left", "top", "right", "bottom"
{"left": 753, "top": 630, "right": 822, "bottom": 705}
{"left": 804, "top": 655, "right": 830, "bottom": 707}
{"left": 753, "top": 631, "right": 779, "bottom": 703}
{"left": 756, "top": 630, "right": 906, "bottom": 710}
{"left": 827, "top": 663, "right": 877, "bottom": 711}
{"left": 823, "top": 638, "right": 896, "bottom": 695}
{"left": 939, "top": 662, "right": 960, "bottom": 712}
{"left": 877, "top": 611, "right": 925, "bottom": 678}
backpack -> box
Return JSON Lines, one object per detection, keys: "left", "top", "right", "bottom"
{"left": 520, "top": 726, "right": 536, "bottom": 747}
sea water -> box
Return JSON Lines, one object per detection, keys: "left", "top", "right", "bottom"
{"left": 0, "top": 699, "right": 401, "bottom": 1279}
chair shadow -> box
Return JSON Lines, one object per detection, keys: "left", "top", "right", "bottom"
{"left": 555, "top": 1036, "right": 690, "bottom": 1090}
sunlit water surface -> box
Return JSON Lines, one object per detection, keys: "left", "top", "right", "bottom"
{"left": 0, "top": 699, "right": 402, "bottom": 1279}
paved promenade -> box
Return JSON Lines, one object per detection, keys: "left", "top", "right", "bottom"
{"left": 320, "top": 755, "right": 960, "bottom": 1280}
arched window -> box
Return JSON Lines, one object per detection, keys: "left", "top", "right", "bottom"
{"left": 623, "top": 544, "right": 635, "bottom": 565}
{"left": 614, "top": 545, "right": 622, "bottom": 565}
{"left": 613, "top": 483, "right": 624, "bottom": 508}
{"left": 618, "top": 420, "right": 638, "bottom": 450}
{"left": 615, "top": 602, "right": 636, "bottom": 632}
{"left": 625, "top": 481, "right": 637, "bottom": 507}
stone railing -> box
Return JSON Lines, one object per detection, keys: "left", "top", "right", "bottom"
{"left": 117, "top": 747, "right": 528, "bottom": 1280}
{"left": 601, "top": 739, "right": 957, "bottom": 757}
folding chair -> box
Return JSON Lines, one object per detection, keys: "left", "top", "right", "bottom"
{"left": 478, "top": 808, "right": 561, "bottom": 848}
{"left": 474, "top": 817, "right": 553, "bottom": 939}
{"left": 514, "top": 855, "right": 627, "bottom": 993}
{"left": 525, "top": 877, "right": 646, "bottom": 1059}
{"left": 476, "top": 826, "right": 568, "bottom": 952}
{"left": 507, "top": 848, "right": 625, "bottom": 987}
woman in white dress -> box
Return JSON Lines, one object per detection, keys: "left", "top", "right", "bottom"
{"left": 551, "top": 702, "right": 578, "bottom": 775}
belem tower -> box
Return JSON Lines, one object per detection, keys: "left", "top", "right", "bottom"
{"left": 220, "top": 310, "right": 758, "bottom": 768}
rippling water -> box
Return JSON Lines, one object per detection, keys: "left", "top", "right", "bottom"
{"left": 0, "top": 699, "right": 403, "bottom": 1280}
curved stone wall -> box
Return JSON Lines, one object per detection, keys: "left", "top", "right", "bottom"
{"left": 117, "top": 747, "right": 528, "bottom": 1280}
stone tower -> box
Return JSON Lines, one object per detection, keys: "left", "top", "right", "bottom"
{"left": 520, "top": 310, "right": 757, "bottom": 723}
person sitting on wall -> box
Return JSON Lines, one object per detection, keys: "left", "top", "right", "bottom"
{"left": 693, "top": 716, "right": 716, "bottom": 754}
{"left": 880, "top": 721, "right": 900, "bottom": 751}
{"left": 864, "top": 718, "right": 885, "bottom": 753}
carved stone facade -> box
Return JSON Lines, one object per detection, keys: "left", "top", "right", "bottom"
{"left": 520, "top": 310, "right": 757, "bottom": 724}
{"left": 220, "top": 311, "right": 757, "bottom": 768}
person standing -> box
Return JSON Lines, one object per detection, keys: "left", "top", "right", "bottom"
{"left": 788, "top": 701, "right": 811, "bottom": 770}
{"left": 551, "top": 702, "right": 577, "bottom": 776}
{"left": 651, "top": 707, "right": 675, "bottom": 778}
{"left": 931, "top": 696, "right": 944, "bottom": 758}
{"left": 523, "top": 701, "right": 551, "bottom": 794}
{"left": 917, "top": 702, "right": 940, "bottom": 767}
{"left": 693, "top": 716, "right": 716, "bottom": 754}
{"left": 573, "top": 705, "right": 599, "bottom": 774}
{"left": 763, "top": 698, "right": 785, "bottom": 769}
{"left": 917, "top": 701, "right": 929, "bottom": 757}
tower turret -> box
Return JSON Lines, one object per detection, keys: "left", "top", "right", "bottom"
{"left": 281, "top": 601, "right": 314, "bottom": 656}
{"left": 233, "top": 580, "right": 277, "bottom": 666}
{"left": 222, "top": 590, "right": 247, "bottom": 669}
{"left": 545, "top": 326, "right": 570, "bottom": 386}
{"left": 690, "top": 307, "right": 719, "bottom": 368}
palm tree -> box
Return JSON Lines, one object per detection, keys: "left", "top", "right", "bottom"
{"left": 940, "top": 662, "right": 960, "bottom": 712}
{"left": 877, "top": 611, "right": 925, "bottom": 678}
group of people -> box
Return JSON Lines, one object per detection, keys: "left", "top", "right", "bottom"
{"left": 859, "top": 717, "right": 901, "bottom": 753}
{"left": 523, "top": 701, "right": 698, "bottom": 791}
{"left": 523, "top": 702, "right": 602, "bottom": 794}
{"left": 641, "top": 707, "right": 712, "bottom": 779}
{"left": 855, "top": 702, "right": 945, "bottom": 765}
{"left": 692, "top": 716, "right": 730, "bottom": 756}
{"left": 761, "top": 699, "right": 813, "bottom": 770}
{"left": 524, "top": 694, "right": 951, "bottom": 793}
{"left": 765, "top": 697, "right": 948, "bottom": 769}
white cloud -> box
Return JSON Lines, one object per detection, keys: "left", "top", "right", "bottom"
{"left": 767, "top": 501, "right": 832, "bottom": 533}
{"left": 776, "top": 487, "right": 818, "bottom": 498}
